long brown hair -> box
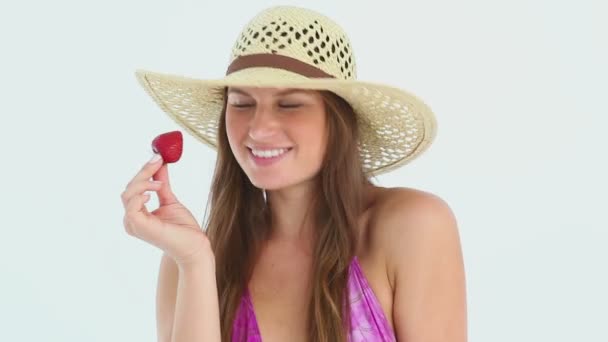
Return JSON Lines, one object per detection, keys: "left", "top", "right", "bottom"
{"left": 204, "top": 88, "right": 374, "bottom": 342}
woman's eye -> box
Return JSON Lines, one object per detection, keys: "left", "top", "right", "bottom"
{"left": 230, "top": 103, "right": 254, "bottom": 108}
{"left": 228, "top": 102, "right": 301, "bottom": 109}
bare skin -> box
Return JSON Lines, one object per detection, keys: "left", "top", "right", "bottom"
{"left": 248, "top": 185, "right": 467, "bottom": 342}
{"left": 248, "top": 183, "right": 390, "bottom": 341}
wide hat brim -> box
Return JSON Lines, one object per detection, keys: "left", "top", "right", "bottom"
{"left": 135, "top": 67, "right": 437, "bottom": 176}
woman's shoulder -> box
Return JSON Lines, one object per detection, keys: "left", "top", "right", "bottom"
{"left": 365, "top": 185, "right": 459, "bottom": 278}
{"left": 366, "top": 185, "right": 452, "bottom": 225}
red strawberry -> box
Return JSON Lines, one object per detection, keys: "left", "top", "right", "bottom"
{"left": 151, "top": 131, "right": 183, "bottom": 163}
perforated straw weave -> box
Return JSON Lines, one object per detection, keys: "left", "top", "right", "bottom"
{"left": 135, "top": 5, "right": 437, "bottom": 176}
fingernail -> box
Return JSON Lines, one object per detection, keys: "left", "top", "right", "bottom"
{"left": 149, "top": 153, "right": 162, "bottom": 163}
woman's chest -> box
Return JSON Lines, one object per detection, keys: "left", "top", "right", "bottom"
{"left": 246, "top": 255, "right": 394, "bottom": 342}
{"left": 247, "top": 252, "right": 313, "bottom": 341}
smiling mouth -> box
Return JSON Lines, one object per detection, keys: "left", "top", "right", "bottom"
{"left": 247, "top": 147, "right": 293, "bottom": 159}
{"left": 246, "top": 147, "right": 294, "bottom": 167}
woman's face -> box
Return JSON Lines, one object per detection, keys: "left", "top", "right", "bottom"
{"left": 225, "top": 86, "right": 328, "bottom": 190}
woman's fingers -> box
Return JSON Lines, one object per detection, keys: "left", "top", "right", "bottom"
{"left": 152, "top": 164, "right": 179, "bottom": 206}
{"left": 124, "top": 154, "right": 164, "bottom": 190}
{"left": 122, "top": 155, "right": 178, "bottom": 208}
{"left": 123, "top": 192, "right": 168, "bottom": 250}
{"left": 121, "top": 180, "right": 163, "bottom": 209}
{"left": 123, "top": 193, "right": 153, "bottom": 236}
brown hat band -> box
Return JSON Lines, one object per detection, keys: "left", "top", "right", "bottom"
{"left": 226, "top": 53, "right": 335, "bottom": 79}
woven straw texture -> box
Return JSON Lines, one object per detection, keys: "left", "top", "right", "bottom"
{"left": 135, "top": 5, "right": 437, "bottom": 176}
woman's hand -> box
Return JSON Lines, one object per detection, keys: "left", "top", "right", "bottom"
{"left": 121, "top": 153, "right": 213, "bottom": 267}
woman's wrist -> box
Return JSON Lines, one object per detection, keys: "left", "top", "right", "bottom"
{"left": 176, "top": 244, "right": 216, "bottom": 273}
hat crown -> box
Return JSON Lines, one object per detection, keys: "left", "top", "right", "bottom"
{"left": 229, "top": 6, "right": 357, "bottom": 80}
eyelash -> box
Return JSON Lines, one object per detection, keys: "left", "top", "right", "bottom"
{"left": 230, "top": 103, "right": 301, "bottom": 109}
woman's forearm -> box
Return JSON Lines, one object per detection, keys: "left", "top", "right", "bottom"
{"left": 171, "top": 253, "right": 221, "bottom": 342}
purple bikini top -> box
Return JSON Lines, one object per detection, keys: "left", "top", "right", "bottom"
{"left": 231, "top": 256, "right": 396, "bottom": 341}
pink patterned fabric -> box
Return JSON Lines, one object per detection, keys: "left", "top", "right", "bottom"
{"left": 231, "top": 256, "right": 396, "bottom": 341}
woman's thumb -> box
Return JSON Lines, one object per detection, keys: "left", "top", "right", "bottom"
{"left": 152, "top": 164, "right": 179, "bottom": 205}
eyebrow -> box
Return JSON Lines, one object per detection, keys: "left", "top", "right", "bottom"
{"left": 227, "top": 87, "right": 308, "bottom": 97}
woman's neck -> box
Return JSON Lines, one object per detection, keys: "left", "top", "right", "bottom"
{"left": 266, "top": 180, "right": 317, "bottom": 243}
{"left": 264, "top": 181, "right": 379, "bottom": 251}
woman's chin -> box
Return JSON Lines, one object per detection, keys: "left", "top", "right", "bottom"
{"left": 249, "top": 176, "right": 291, "bottom": 191}
{"left": 247, "top": 171, "right": 319, "bottom": 192}
{"left": 242, "top": 162, "right": 321, "bottom": 191}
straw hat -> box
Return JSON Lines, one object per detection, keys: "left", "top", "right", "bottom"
{"left": 135, "top": 5, "right": 437, "bottom": 176}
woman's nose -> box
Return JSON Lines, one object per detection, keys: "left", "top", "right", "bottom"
{"left": 248, "top": 106, "right": 280, "bottom": 139}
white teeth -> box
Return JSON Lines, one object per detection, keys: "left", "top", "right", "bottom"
{"left": 251, "top": 148, "right": 289, "bottom": 158}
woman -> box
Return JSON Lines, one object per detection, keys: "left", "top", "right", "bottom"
{"left": 122, "top": 5, "right": 467, "bottom": 342}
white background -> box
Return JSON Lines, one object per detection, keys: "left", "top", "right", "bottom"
{"left": 1, "top": 0, "right": 606, "bottom": 341}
